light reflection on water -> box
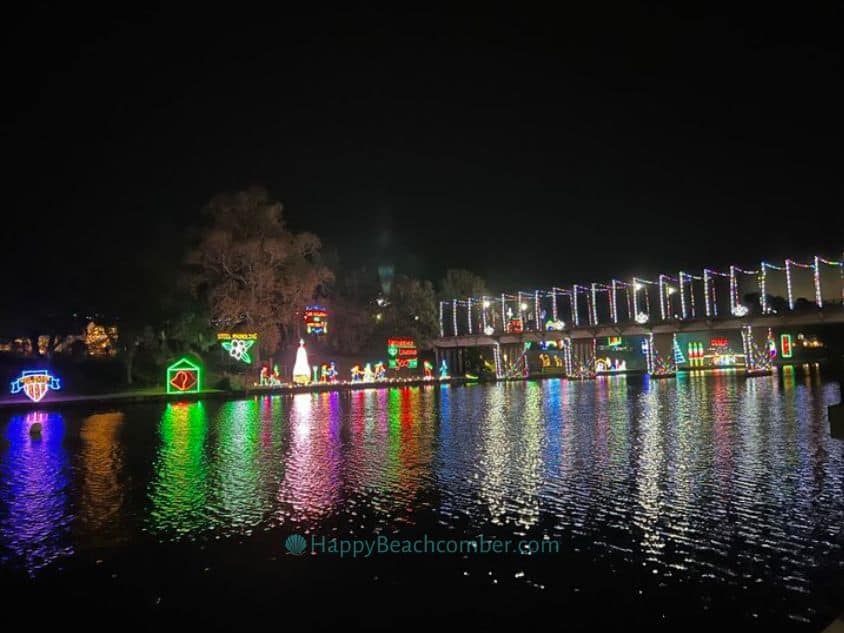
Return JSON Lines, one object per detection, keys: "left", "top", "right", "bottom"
{"left": 0, "top": 373, "right": 842, "bottom": 621}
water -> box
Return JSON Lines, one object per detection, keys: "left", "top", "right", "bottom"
{"left": 1, "top": 370, "right": 842, "bottom": 630}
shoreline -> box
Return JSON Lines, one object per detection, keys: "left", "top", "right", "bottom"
{"left": 0, "top": 364, "right": 811, "bottom": 411}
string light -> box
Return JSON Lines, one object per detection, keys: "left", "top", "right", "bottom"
{"left": 760, "top": 263, "right": 767, "bottom": 313}
{"left": 571, "top": 285, "right": 579, "bottom": 327}
{"left": 610, "top": 280, "right": 618, "bottom": 323}
{"left": 441, "top": 252, "right": 838, "bottom": 337}
{"left": 785, "top": 259, "right": 794, "bottom": 310}
{"left": 729, "top": 266, "right": 737, "bottom": 314}
{"left": 467, "top": 298, "right": 473, "bottom": 334}
{"left": 439, "top": 301, "right": 444, "bottom": 337}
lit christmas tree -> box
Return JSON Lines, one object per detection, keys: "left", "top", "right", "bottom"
{"left": 672, "top": 334, "right": 686, "bottom": 365}
{"left": 292, "top": 339, "right": 311, "bottom": 385}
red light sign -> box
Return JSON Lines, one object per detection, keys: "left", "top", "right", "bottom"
{"left": 710, "top": 338, "right": 729, "bottom": 347}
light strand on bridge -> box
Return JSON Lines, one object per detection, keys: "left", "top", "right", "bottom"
{"left": 590, "top": 283, "right": 598, "bottom": 326}
{"left": 452, "top": 299, "right": 458, "bottom": 337}
{"left": 679, "top": 272, "right": 688, "bottom": 319}
{"left": 500, "top": 293, "right": 506, "bottom": 331}
{"left": 571, "top": 285, "right": 579, "bottom": 327}
{"left": 467, "top": 298, "right": 473, "bottom": 335}
{"left": 785, "top": 259, "right": 794, "bottom": 310}
{"left": 703, "top": 269, "right": 711, "bottom": 317}
{"left": 760, "top": 263, "right": 768, "bottom": 314}
{"left": 610, "top": 280, "right": 618, "bottom": 323}
{"left": 534, "top": 290, "right": 540, "bottom": 330}
{"left": 814, "top": 256, "right": 822, "bottom": 308}
{"left": 632, "top": 278, "right": 640, "bottom": 320}
{"left": 551, "top": 288, "right": 558, "bottom": 321}
{"left": 439, "top": 301, "right": 445, "bottom": 337}
{"left": 659, "top": 275, "right": 668, "bottom": 321}
{"left": 481, "top": 297, "right": 488, "bottom": 333}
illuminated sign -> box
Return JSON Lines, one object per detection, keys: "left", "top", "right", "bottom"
{"left": 508, "top": 318, "right": 523, "bottom": 333}
{"left": 387, "top": 338, "right": 418, "bottom": 369}
{"left": 166, "top": 357, "right": 201, "bottom": 394}
{"left": 710, "top": 338, "right": 729, "bottom": 348}
{"left": 304, "top": 305, "right": 328, "bottom": 335}
{"left": 780, "top": 334, "right": 793, "bottom": 358}
{"left": 217, "top": 333, "right": 257, "bottom": 364}
{"left": 10, "top": 370, "right": 61, "bottom": 403}
{"left": 607, "top": 336, "right": 622, "bottom": 347}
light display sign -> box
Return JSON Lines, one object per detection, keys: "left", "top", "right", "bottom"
{"left": 607, "top": 336, "right": 622, "bottom": 347}
{"left": 304, "top": 305, "right": 328, "bottom": 335}
{"left": 217, "top": 332, "right": 258, "bottom": 364}
{"left": 166, "top": 357, "right": 201, "bottom": 394}
{"left": 710, "top": 338, "right": 729, "bottom": 348}
{"left": 10, "top": 370, "right": 61, "bottom": 403}
{"left": 387, "top": 338, "right": 418, "bottom": 369}
{"left": 780, "top": 334, "right": 793, "bottom": 358}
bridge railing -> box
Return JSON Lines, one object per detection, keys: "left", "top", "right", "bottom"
{"left": 438, "top": 254, "right": 844, "bottom": 338}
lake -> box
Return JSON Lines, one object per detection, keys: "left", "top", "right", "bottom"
{"left": 1, "top": 369, "right": 842, "bottom": 630}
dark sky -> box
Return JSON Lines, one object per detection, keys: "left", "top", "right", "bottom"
{"left": 3, "top": 4, "right": 842, "bottom": 315}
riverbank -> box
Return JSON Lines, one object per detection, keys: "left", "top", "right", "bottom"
{"left": 0, "top": 376, "right": 476, "bottom": 411}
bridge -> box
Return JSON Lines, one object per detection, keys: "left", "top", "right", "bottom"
{"left": 434, "top": 254, "right": 844, "bottom": 379}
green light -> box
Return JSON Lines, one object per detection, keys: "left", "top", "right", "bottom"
{"left": 166, "top": 357, "right": 202, "bottom": 394}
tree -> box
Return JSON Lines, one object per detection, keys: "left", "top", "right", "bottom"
{"left": 381, "top": 275, "right": 439, "bottom": 344}
{"left": 439, "top": 269, "right": 489, "bottom": 301}
{"left": 186, "top": 187, "right": 333, "bottom": 359}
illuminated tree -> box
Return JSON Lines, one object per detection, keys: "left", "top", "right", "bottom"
{"left": 187, "top": 187, "right": 333, "bottom": 358}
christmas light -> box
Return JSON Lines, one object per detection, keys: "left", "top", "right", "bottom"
{"left": 534, "top": 290, "right": 540, "bottom": 331}
{"left": 10, "top": 370, "right": 61, "bottom": 403}
{"left": 439, "top": 301, "right": 444, "bottom": 338}
{"left": 387, "top": 338, "right": 418, "bottom": 369}
{"left": 760, "top": 263, "right": 768, "bottom": 313}
{"left": 166, "top": 357, "right": 201, "bottom": 394}
{"left": 786, "top": 259, "right": 794, "bottom": 310}
{"left": 780, "top": 334, "right": 793, "bottom": 358}
{"left": 452, "top": 299, "right": 458, "bottom": 336}
{"left": 814, "top": 256, "right": 822, "bottom": 308}
{"left": 292, "top": 339, "right": 311, "bottom": 385}
{"left": 610, "top": 280, "right": 618, "bottom": 323}
{"left": 467, "top": 298, "right": 473, "bottom": 334}
{"left": 635, "top": 312, "right": 649, "bottom": 324}
{"left": 678, "top": 272, "right": 687, "bottom": 319}
{"left": 303, "top": 305, "right": 329, "bottom": 335}
{"left": 590, "top": 283, "right": 598, "bottom": 326}
{"left": 218, "top": 333, "right": 258, "bottom": 364}
{"left": 571, "top": 285, "right": 580, "bottom": 327}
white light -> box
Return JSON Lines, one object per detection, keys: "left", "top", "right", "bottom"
{"left": 483, "top": 325, "right": 494, "bottom": 336}
{"left": 635, "top": 312, "right": 649, "bottom": 324}
{"left": 520, "top": 302, "right": 528, "bottom": 311}
{"left": 634, "top": 282, "right": 643, "bottom": 291}
{"left": 732, "top": 304, "right": 749, "bottom": 317}
{"left": 482, "top": 300, "right": 491, "bottom": 309}
{"left": 667, "top": 286, "right": 676, "bottom": 295}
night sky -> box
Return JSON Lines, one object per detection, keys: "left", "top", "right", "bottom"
{"left": 3, "top": 4, "right": 842, "bottom": 316}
